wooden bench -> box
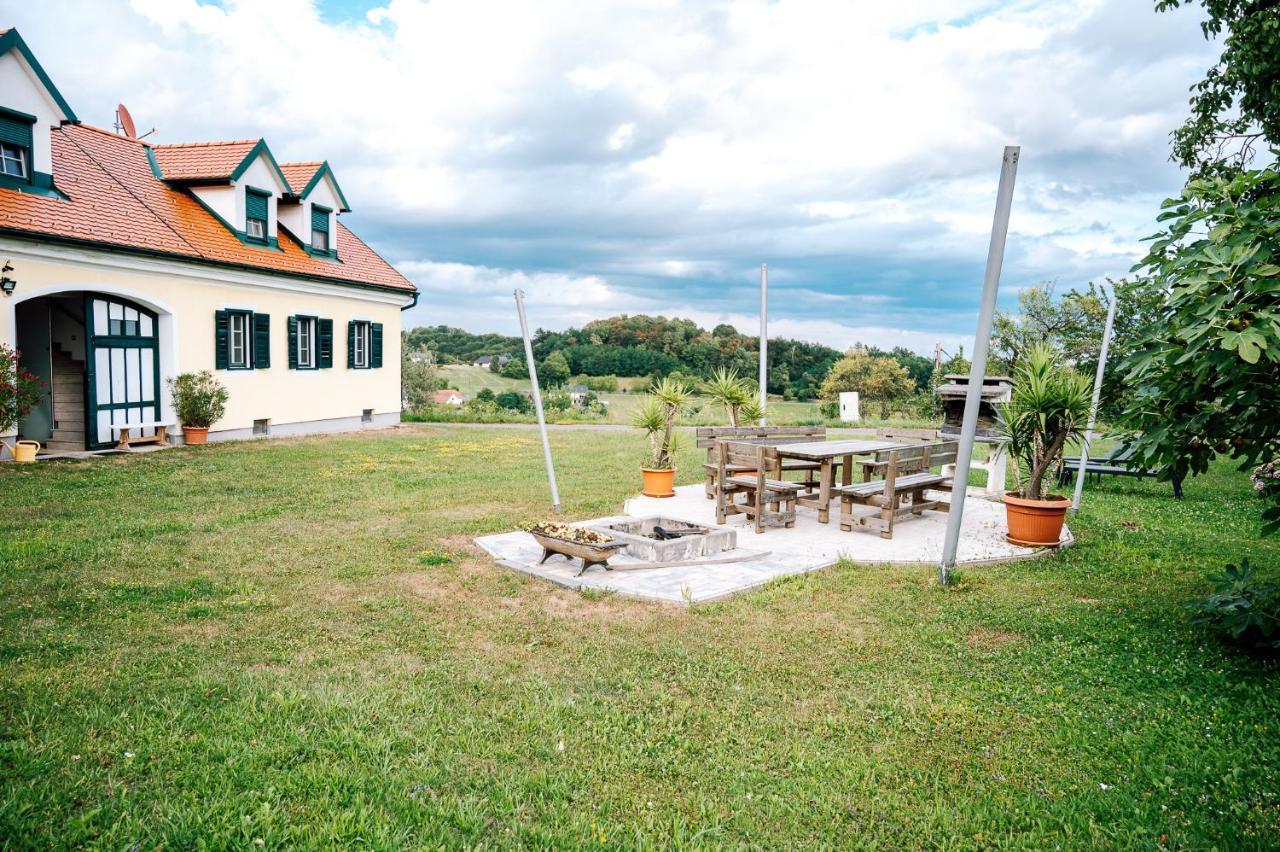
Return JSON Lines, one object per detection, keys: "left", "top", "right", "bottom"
{"left": 109, "top": 420, "right": 174, "bottom": 450}
{"left": 715, "top": 441, "right": 800, "bottom": 533}
{"left": 698, "top": 426, "right": 825, "bottom": 499}
{"left": 838, "top": 441, "right": 958, "bottom": 539}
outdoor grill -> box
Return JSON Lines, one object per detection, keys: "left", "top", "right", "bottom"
{"left": 591, "top": 516, "right": 737, "bottom": 562}
{"left": 934, "top": 374, "right": 1014, "bottom": 441}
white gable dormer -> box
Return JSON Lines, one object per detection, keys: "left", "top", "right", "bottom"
{"left": 0, "top": 29, "right": 78, "bottom": 196}
{"left": 278, "top": 162, "right": 349, "bottom": 259}
{"left": 186, "top": 139, "right": 291, "bottom": 249}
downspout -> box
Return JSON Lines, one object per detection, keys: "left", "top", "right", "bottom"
{"left": 400, "top": 291, "right": 419, "bottom": 311}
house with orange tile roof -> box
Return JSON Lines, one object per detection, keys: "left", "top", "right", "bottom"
{"left": 0, "top": 28, "right": 418, "bottom": 452}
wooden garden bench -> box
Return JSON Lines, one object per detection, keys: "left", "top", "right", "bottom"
{"left": 838, "top": 441, "right": 958, "bottom": 539}
{"left": 109, "top": 420, "right": 175, "bottom": 450}
{"left": 697, "top": 426, "right": 825, "bottom": 498}
{"left": 715, "top": 440, "right": 800, "bottom": 533}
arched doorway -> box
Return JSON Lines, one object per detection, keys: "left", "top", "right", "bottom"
{"left": 15, "top": 292, "right": 161, "bottom": 451}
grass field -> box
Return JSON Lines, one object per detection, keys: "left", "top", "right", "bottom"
{"left": 2, "top": 425, "right": 1278, "bottom": 847}
{"left": 436, "top": 365, "right": 932, "bottom": 428}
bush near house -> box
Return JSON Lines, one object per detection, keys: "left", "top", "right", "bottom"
{"left": 0, "top": 343, "right": 45, "bottom": 438}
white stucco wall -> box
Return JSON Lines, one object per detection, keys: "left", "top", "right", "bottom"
{"left": 1, "top": 238, "right": 410, "bottom": 441}
{"left": 278, "top": 171, "right": 341, "bottom": 249}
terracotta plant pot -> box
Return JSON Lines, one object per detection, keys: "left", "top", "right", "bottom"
{"left": 182, "top": 426, "right": 209, "bottom": 446}
{"left": 641, "top": 467, "right": 676, "bottom": 498}
{"left": 1003, "top": 491, "right": 1071, "bottom": 547}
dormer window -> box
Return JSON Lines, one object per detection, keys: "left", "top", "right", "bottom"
{"left": 311, "top": 205, "right": 330, "bottom": 252}
{"left": 245, "top": 188, "right": 270, "bottom": 243}
{"left": 0, "top": 109, "right": 35, "bottom": 183}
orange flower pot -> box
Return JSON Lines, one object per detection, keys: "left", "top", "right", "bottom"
{"left": 182, "top": 426, "right": 209, "bottom": 446}
{"left": 1003, "top": 491, "right": 1071, "bottom": 547}
{"left": 641, "top": 467, "right": 676, "bottom": 498}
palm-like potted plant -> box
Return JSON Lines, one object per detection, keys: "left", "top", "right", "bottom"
{"left": 633, "top": 376, "right": 693, "bottom": 497}
{"left": 998, "top": 344, "right": 1092, "bottom": 546}
{"left": 704, "top": 368, "right": 763, "bottom": 426}
{"left": 166, "top": 371, "right": 229, "bottom": 445}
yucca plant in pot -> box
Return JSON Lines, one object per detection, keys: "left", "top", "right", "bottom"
{"left": 997, "top": 344, "right": 1091, "bottom": 546}
{"left": 166, "top": 370, "right": 229, "bottom": 445}
{"left": 633, "top": 376, "right": 692, "bottom": 497}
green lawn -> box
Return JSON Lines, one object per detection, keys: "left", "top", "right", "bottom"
{"left": 2, "top": 426, "right": 1278, "bottom": 847}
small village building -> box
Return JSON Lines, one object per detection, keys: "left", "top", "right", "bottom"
{"left": 0, "top": 28, "right": 417, "bottom": 451}
{"left": 570, "top": 383, "right": 590, "bottom": 406}
{"left": 433, "top": 389, "right": 464, "bottom": 407}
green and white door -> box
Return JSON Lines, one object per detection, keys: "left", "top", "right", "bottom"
{"left": 85, "top": 294, "right": 161, "bottom": 450}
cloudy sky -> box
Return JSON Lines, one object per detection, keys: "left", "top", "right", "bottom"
{"left": 3, "top": 0, "right": 1220, "bottom": 354}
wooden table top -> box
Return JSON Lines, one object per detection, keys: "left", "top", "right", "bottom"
{"left": 774, "top": 439, "right": 904, "bottom": 460}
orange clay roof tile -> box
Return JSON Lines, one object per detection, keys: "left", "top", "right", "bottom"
{"left": 0, "top": 125, "right": 414, "bottom": 294}
{"left": 279, "top": 161, "right": 323, "bottom": 195}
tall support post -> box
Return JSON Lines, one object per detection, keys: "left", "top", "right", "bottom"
{"left": 514, "top": 288, "right": 561, "bottom": 512}
{"left": 1072, "top": 287, "right": 1118, "bottom": 513}
{"left": 758, "top": 262, "right": 768, "bottom": 426}
{"left": 939, "top": 146, "right": 1020, "bottom": 585}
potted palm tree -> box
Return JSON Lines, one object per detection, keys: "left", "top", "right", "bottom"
{"left": 633, "top": 376, "right": 692, "bottom": 497}
{"left": 704, "top": 368, "right": 765, "bottom": 427}
{"left": 998, "top": 345, "right": 1091, "bottom": 546}
{"left": 166, "top": 371, "right": 229, "bottom": 445}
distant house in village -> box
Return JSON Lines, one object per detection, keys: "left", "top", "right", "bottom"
{"left": 472, "top": 356, "right": 493, "bottom": 368}
{"left": 433, "top": 389, "right": 464, "bottom": 407}
{"left": 570, "top": 383, "right": 589, "bottom": 406}
{"left": 0, "top": 28, "right": 416, "bottom": 451}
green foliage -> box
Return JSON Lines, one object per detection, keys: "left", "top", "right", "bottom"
{"left": 538, "top": 351, "right": 571, "bottom": 388}
{"left": 474, "top": 387, "right": 496, "bottom": 404}
{"left": 0, "top": 342, "right": 45, "bottom": 435}
{"left": 543, "top": 388, "right": 572, "bottom": 412}
{"left": 495, "top": 390, "right": 531, "bottom": 413}
{"left": 575, "top": 374, "right": 618, "bottom": 392}
{"left": 402, "top": 325, "right": 519, "bottom": 365}
{"left": 1117, "top": 166, "right": 1280, "bottom": 531}
{"left": 499, "top": 358, "right": 527, "bottom": 380}
{"left": 1157, "top": 0, "right": 1280, "bottom": 176}
{"left": 1186, "top": 559, "right": 1280, "bottom": 651}
{"left": 703, "top": 368, "right": 755, "bottom": 426}
{"left": 998, "top": 345, "right": 1092, "bottom": 500}
{"left": 633, "top": 376, "right": 691, "bottom": 470}
{"left": 165, "top": 371, "right": 229, "bottom": 429}
{"left": 400, "top": 348, "right": 440, "bottom": 412}
{"left": 818, "top": 348, "right": 916, "bottom": 418}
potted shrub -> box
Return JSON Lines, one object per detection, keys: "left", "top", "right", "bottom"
{"left": 633, "top": 376, "right": 692, "bottom": 497}
{"left": 998, "top": 345, "right": 1091, "bottom": 546}
{"left": 166, "top": 371, "right": 228, "bottom": 445}
{"left": 0, "top": 343, "right": 46, "bottom": 462}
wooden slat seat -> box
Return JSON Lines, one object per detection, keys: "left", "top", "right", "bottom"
{"left": 715, "top": 440, "right": 798, "bottom": 532}
{"left": 698, "top": 425, "right": 828, "bottom": 498}
{"left": 838, "top": 471, "right": 944, "bottom": 498}
{"left": 839, "top": 441, "right": 958, "bottom": 539}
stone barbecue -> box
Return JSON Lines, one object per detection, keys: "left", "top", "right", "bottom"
{"left": 934, "top": 374, "right": 1014, "bottom": 441}
{"left": 592, "top": 516, "right": 737, "bottom": 563}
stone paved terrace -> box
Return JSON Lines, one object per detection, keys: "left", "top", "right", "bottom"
{"left": 475, "top": 484, "right": 1070, "bottom": 605}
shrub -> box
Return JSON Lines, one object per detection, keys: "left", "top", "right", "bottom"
{"left": 166, "top": 371, "right": 229, "bottom": 429}
{"left": 1252, "top": 459, "right": 1280, "bottom": 500}
{"left": 998, "top": 345, "right": 1091, "bottom": 500}
{"left": 633, "top": 377, "right": 692, "bottom": 470}
{"left": 499, "top": 358, "right": 527, "bottom": 380}
{"left": 495, "top": 390, "right": 531, "bottom": 413}
{"left": 475, "top": 388, "right": 496, "bottom": 404}
{"left": 401, "top": 348, "right": 439, "bottom": 411}
{"left": 0, "top": 343, "right": 45, "bottom": 435}
{"left": 544, "top": 388, "right": 572, "bottom": 412}
{"left": 1186, "top": 559, "right": 1280, "bottom": 652}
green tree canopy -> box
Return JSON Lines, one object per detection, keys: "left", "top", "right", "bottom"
{"left": 818, "top": 349, "right": 915, "bottom": 418}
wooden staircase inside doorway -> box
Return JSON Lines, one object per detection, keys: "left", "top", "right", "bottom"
{"left": 46, "top": 343, "right": 86, "bottom": 453}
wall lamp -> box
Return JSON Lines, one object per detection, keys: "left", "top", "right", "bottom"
{"left": 0, "top": 261, "right": 15, "bottom": 296}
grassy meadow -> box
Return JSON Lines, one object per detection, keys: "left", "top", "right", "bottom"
{"left": 1, "top": 424, "right": 1278, "bottom": 847}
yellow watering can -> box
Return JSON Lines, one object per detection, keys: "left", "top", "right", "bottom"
{"left": 13, "top": 440, "right": 40, "bottom": 463}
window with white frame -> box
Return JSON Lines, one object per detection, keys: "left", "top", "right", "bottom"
{"left": 296, "top": 316, "right": 316, "bottom": 369}
{"left": 352, "top": 321, "right": 370, "bottom": 369}
{"left": 0, "top": 142, "right": 26, "bottom": 178}
{"left": 228, "top": 310, "right": 251, "bottom": 368}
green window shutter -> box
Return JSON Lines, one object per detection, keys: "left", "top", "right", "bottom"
{"left": 253, "top": 312, "right": 271, "bottom": 369}
{"left": 0, "top": 113, "right": 33, "bottom": 149}
{"left": 214, "top": 310, "right": 229, "bottom": 370}
{"left": 318, "top": 318, "right": 333, "bottom": 368}
{"left": 311, "top": 206, "right": 329, "bottom": 234}
{"left": 371, "top": 323, "right": 383, "bottom": 368}
{"left": 287, "top": 316, "right": 298, "bottom": 370}
{"left": 347, "top": 321, "right": 356, "bottom": 369}
{"left": 246, "top": 190, "right": 268, "bottom": 221}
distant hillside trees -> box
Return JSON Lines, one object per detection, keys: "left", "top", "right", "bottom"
{"left": 403, "top": 325, "right": 520, "bottom": 365}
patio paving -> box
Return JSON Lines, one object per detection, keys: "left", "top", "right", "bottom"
{"left": 475, "top": 484, "right": 1070, "bottom": 605}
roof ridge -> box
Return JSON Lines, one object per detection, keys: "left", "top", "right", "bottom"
{"left": 280, "top": 160, "right": 323, "bottom": 166}
{"left": 152, "top": 139, "right": 258, "bottom": 149}
{"left": 57, "top": 125, "right": 205, "bottom": 259}
{"left": 70, "top": 121, "right": 146, "bottom": 145}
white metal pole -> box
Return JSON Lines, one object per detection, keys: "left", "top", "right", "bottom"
{"left": 939, "top": 146, "right": 1020, "bottom": 585}
{"left": 514, "top": 288, "right": 561, "bottom": 512}
{"left": 759, "top": 262, "right": 768, "bottom": 426}
{"left": 1072, "top": 287, "right": 1117, "bottom": 513}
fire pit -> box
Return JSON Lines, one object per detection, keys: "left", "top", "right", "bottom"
{"left": 592, "top": 516, "right": 737, "bottom": 562}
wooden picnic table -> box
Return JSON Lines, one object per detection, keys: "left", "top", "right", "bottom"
{"left": 773, "top": 439, "right": 905, "bottom": 523}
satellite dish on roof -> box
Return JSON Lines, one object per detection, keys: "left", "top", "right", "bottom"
{"left": 115, "top": 104, "right": 138, "bottom": 138}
